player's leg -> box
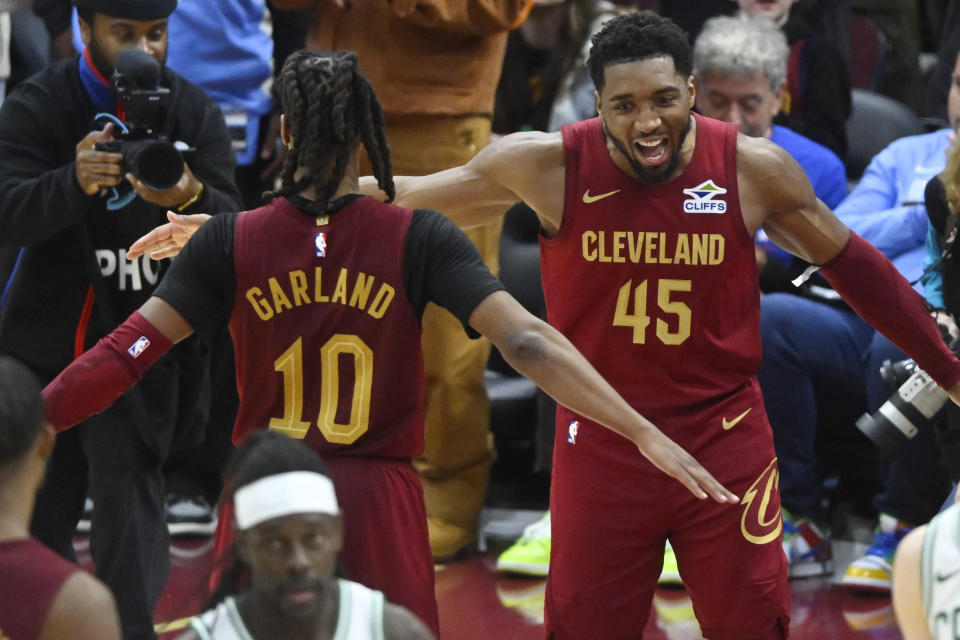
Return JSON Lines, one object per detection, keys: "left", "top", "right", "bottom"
{"left": 30, "top": 426, "right": 88, "bottom": 560}
{"left": 326, "top": 458, "right": 439, "bottom": 636}
{"left": 544, "top": 412, "right": 668, "bottom": 639}
{"left": 82, "top": 405, "right": 170, "bottom": 640}
{"left": 673, "top": 454, "right": 789, "bottom": 640}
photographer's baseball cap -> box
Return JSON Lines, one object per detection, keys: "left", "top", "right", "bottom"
{"left": 72, "top": 0, "right": 177, "bottom": 19}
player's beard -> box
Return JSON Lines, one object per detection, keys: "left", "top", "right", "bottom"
{"left": 603, "top": 116, "right": 692, "bottom": 186}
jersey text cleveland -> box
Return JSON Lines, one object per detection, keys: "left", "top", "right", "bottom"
{"left": 581, "top": 231, "right": 725, "bottom": 265}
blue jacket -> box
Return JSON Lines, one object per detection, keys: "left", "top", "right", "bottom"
{"left": 834, "top": 128, "right": 952, "bottom": 288}
{"left": 770, "top": 124, "right": 847, "bottom": 209}
{"left": 755, "top": 125, "right": 847, "bottom": 267}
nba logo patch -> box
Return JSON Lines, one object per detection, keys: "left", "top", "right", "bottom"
{"left": 128, "top": 336, "right": 150, "bottom": 358}
{"left": 315, "top": 232, "right": 327, "bottom": 257}
{"left": 568, "top": 420, "right": 580, "bottom": 444}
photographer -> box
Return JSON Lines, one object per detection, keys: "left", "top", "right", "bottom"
{"left": 0, "top": 1, "right": 240, "bottom": 638}
{"left": 922, "top": 131, "right": 960, "bottom": 500}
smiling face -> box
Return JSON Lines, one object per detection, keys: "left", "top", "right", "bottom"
{"left": 237, "top": 512, "right": 343, "bottom": 621}
{"left": 596, "top": 57, "right": 696, "bottom": 185}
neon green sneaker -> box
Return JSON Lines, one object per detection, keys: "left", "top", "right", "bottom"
{"left": 496, "top": 512, "right": 550, "bottom": 576}
{"left": 658, "top": 540, "right": 682, "bottom": 586}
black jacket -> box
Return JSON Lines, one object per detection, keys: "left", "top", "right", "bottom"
{"left": 0, "top": 57, "right": 240, "bottom": 456}
{"left": 776, "top": 13, "right": 851, "bottom": 159}
{"left": 0, "top": 57, "right": 240, "bottom": 374}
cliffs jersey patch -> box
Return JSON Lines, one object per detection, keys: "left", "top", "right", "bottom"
{"left": 682, "top": 180, "right": 727, "bottom": 214}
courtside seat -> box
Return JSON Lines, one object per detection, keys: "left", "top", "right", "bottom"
{"left": 845, "top": 89, "right": 924, "bottom": 183}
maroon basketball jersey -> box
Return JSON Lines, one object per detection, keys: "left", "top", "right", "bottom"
{"left": 542, "top": 114, "right": 759, "bottom": 418}
{"left": 0, "top": 538, "right": 77, "bottom": 639}
{"left": 230, "top": 197, "right": 425, "bottom": 460}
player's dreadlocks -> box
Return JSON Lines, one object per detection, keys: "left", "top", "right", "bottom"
{"left": 587, "top": 11, "right": 692, "bottom": 93}
{"left": 266, "top": 50, "right": 395, "bottom": 212}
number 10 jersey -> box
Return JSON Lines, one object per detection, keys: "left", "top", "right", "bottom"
{"left": 230, "top": 196, "right": 425, "bottom": 460}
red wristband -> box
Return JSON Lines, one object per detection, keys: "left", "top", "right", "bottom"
{"left": 42, "top": 311, "right": 173, "bottom": 430}
{"left": 820, "top": 231, "right": 960, "bottom": 389}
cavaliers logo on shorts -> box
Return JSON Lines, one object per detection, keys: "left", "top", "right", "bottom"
{"left": 740, "top": 458, "right": 782, "bottom": 545}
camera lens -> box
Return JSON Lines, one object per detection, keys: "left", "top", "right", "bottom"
{"left": 856, "top": 368, "right": 949, "bottom": 458}
{"left": 126, "top": 140, "right": 184, "bottom": 191}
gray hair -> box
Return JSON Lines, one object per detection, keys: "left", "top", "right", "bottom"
{"left": 693, "top": 13, "right": 789, "bottom": 92}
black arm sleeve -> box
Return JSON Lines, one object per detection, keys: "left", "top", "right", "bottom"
{"left": 403, "top": 209, "right": 506, "bottom": 338}
{"left": 153, "top": 212, "right": 238, "bottom": 341}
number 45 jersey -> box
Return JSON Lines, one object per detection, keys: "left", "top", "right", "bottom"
{"left": 543, "top": 114, "right": 760, "bottom": 422}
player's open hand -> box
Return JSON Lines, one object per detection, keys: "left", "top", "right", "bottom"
{"left": 126, "top": 210, "right": 211, "bottom": 260}
{"left": 636, "top": 429, "right": 739, "bottom": 504}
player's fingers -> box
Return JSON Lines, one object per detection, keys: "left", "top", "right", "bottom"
{"left": 140, "top": 239, "right": 180, "bottom": 261}
{"left": 676, "top": 471, "right": 709, "bottom": 501}
{"left": 689, "top": 464, "right": 739, "bottom": 504}
{"left": 148, "top": 247, "right": 180, "bottom": 260}
{"left": 127, "top": 225, "right": 174, "bottom": 259}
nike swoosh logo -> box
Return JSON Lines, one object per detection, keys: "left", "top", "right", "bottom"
{"left": 582, "top": 189, "right": 620, "bottom": 204}
{"left": 936, "top": 569, "right": 960, "bottom": 582}
{"left": 722, "top": 408, "right": 752, "bottom": 431}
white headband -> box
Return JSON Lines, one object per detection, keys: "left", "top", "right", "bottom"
{"left": 234, "top": 471, "right": 340, "bottom": 530}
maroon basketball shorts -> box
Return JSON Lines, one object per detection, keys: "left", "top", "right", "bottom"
{"left": 545, "top": 389, "right": 790, "bottom": 639}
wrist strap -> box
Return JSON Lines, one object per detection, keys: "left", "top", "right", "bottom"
{"left": 178, "top": 182, "right": 204, "bottom": 212}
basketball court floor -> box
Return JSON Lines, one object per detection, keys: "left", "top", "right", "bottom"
{"left": 74, "top": 510, "right": 903, "bottom": 639}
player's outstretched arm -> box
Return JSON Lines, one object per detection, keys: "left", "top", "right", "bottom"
{"left": 360, "top": 130, "right": 566, "bottom": 233}
{"left": 126, "top": 210, "right": 212, "bottom": 260}
{"left": 42, "top": 297, "right": 195, "bottom": 431}
{"left": 745, "top": 136, "right": 960, "bottom": 396}
{"left": 469, "top": 290, "right": 738, "bottom": 504}
{"left": 891, "top": 526, "right": 934, "bottom": 640}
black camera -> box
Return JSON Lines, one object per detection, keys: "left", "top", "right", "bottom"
{"left": 855, "top": 337, "right": 960, "bottom": 458}
{"left": 94, "top": 48, "right": 184, "bottom": 191}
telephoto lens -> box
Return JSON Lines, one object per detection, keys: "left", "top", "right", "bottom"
{"left": 856, "top": 367, "right": 948, "bottom": 458}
